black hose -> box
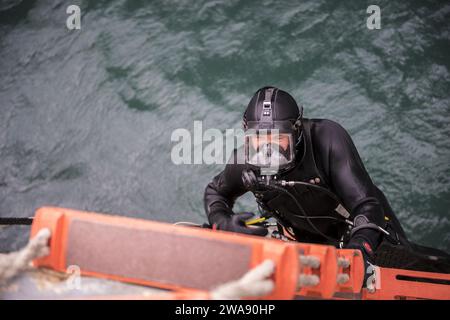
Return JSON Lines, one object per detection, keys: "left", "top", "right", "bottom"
{"left": 263, "top": 184, "right": 340, "bottom": 244}
{"left": 283, "top": 180, "right": 341, "bottom": 203}
{"left": 0, "top": 217, "right": 33, "bottom": 225}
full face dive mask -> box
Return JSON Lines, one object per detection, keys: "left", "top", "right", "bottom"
{"left": 243, "top": 87, "right": 302, "bottom": 175}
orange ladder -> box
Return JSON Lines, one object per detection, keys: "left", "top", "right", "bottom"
{"left": 30, "top": 207, "right": 450, "bottom": 300}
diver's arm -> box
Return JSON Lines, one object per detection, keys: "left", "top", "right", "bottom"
{"left": 203, "top": 151, "right": 267, "bottom": 236}
{"left": 204, "top": 148, "right": 247, "bottom": 225}
{"left": 318, "top": 120, "right": 385, "bottom": 252}
{"left": 203, "top": 166, "right": 246, "bottom": 226}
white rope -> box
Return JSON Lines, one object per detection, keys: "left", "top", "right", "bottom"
{"left": 337, "top": 257, "right": 350, "bottom": 268}
{"left": 299, "top": 255, "right": 321, "bottom": 268}
{"left": 336, "top": 273, "right": 349, "bottom": 284}
{"left": 173, "top": 222, "right": 202, "bottom": 227}
{"left": 0, "top": 228, "right": 51, "bottom": 284}
{"left": 298, "top": 274, "right": 320, "bottom": 287}
{"left": 210, "top": 260, "right": 275, "bottom": 300}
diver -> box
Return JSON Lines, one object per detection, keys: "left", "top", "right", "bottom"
{"left": 204, "top": 86, "right": 450, "bottom": 274}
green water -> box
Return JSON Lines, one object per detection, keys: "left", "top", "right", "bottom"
{"left": 1, "top": 0, "right": 449, "bottom": 252}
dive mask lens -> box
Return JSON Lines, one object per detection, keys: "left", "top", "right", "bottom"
{"left": 244, "top": 130, "right": 294, "bottom": 171}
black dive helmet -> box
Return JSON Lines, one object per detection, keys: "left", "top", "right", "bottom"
{"left": 243, "top": 87, "right": 303, "bottom": 175}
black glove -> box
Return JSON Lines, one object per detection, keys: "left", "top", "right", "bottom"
{"left": 345, "top": 235, "right": 376, "bottom": 287}
{"left": 214, "top": 212, "right": 268, "bottom": 237}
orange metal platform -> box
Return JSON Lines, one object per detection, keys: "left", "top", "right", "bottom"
{"left": 30, "top": 207, "right": 450, "bottom": 300}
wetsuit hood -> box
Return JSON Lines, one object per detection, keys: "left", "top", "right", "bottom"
{"left": 243, "top": 86, "right": 303, "bottom": 124}
{"left": 242, "top": 87, "right": 303, "bottom": 175}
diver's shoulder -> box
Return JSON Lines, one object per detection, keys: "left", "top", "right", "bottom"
{"left": 307, "top": 118, "right": 348, "bottom": 136}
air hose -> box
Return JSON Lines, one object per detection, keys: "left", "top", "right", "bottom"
{"left": 263, "top": 183, "right": 341, "bottom": 245}
{"left": 242, "top": 169, "right": 352, "bottom": 244}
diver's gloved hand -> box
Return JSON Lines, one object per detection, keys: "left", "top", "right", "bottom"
{"left": 345, "top": 235, "right": 376, "bottom": 287}
{"left": 216, "top": 212, "right": 268, "bottom": 237}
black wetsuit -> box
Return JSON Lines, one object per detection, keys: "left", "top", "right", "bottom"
{"left": 204, "top": 118, "right": 450, "bottom": 273}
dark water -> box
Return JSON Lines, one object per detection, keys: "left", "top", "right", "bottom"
{"left": 1, "top": 0, "right": 449, "bottom": 252}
